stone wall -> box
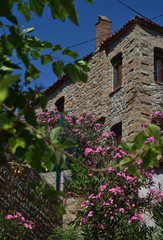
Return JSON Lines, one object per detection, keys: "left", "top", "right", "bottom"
{"left": 34, "top": 21, "right": 163, "bottom": 143}
{"left": 0, "top": 162, "right": 61, "bottom": 239}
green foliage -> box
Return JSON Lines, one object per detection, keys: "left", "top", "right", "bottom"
{"left": 118, "top": 124, "right": 162, "bottom": 175}
{"left": 48, "top": 225, "right": 84, "bottom": 240}
{"left": 0, "top": 212, "right": 35, "bottom": 240}
{"left": 153, "top": 200, "right": 163, "bottom": 239}
{"left": 0, "top": 0, "right": 92, "bottom": 204}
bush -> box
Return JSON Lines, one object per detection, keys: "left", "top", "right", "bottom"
{"left": 0, "top": 212, "right": 35, "bottom": 240}
{"left": 37, "top": 107, "right": 163, "bottom": 239}
{"left": 48, "top": 225, "right": 84, "bottom": 240}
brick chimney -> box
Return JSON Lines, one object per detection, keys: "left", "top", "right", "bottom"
{"left": 95, "top": 16, "right": 112, "bottom": 49}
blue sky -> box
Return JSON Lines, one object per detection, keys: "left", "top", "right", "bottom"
{"left": 4, "top": 0, "right": 163, "bottom": 90}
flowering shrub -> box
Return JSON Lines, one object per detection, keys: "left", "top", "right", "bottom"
{"left": 0, "top": 212, "right": 35, "bottom": 240}
{"left": 48, "top": 225, "right": 84, "bottom": 240}
{"left": 36, "top": 107, "right": 163, "bottom": 239}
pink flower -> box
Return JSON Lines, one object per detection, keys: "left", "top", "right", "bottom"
{"left": 88, "top": 211, "right": 93, "bottom": 217}
{"left": 95, "top": 146, "right": 103, "bottom": 153}
{"left": 119, "top": 208, "right": 124, "bottom": 213}
{"left": 85, "top": 148, "right": 93, "bottom": 157}
{"left": 5, "top": 215, "right": 14, "bottom": 221}
{"left": 99, "top": 185, "right": 107, "bottom": 192}
{"left": 80, "top": 217, "right": 87, "bottom": 225}
{"left": 96, "top": 224, "right": 105, "bottom": 229}
{"left": 23, "top": 223, "right": 32, "bottom": 230}
{"left": 89, "top": 194, "right": 95, "bottom": 199}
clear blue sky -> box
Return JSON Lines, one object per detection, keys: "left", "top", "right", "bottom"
{"left": 5, "top": 0, "right": 163, "bottom": 90}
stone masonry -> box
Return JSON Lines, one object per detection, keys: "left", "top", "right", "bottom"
{"left": 33, "top": 16, "right": 163, "bottom": 143}
{"left": 0, "top": 162, "right": 61, "bottom": 239}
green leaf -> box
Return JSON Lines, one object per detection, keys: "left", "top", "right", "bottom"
{"left": 24, "top": 107, "right": 37, "bottom": 127}
{"left": 0, "top": 88, "right": 8, "bottom": 103}
{"left": 147, "top": 124, "right": 161, "bottom": 140}
{"left": 127, "top": 164, "right": 140, "bottom": 177}
{"left": 0, "top": 0, "right": 18, "bottom": 25}
{"left": 0, "top": 74, "right": 20, "bottom": 103}
{"left": 40, "top": 93, "right": 48, "bottom": 111}
{"left": 31, "top": 51, "right": 39, "bottom": 61}
{"left": 64, "top": 64, "right": 78, "bottom": 83}
{"left": 0, "top": 75, "right": 20, "bottom": 88}
{"left": 25, "top": 71, "right": 31, "bottom": 83}
{"left": 43, "top": 159, "right": 55, "bottom": 171}
{"left": 52, "top": 44, "right": 62, "bottom": 53}
{"left": 76, "top": 68, "right": 88, "bottom": 83}
{"left": 60, "top": 0, "right": 79, "bottom": 25}
{"left": 52, "top": 150, "right": 66, "bottom": 168}
{"left": 56, "top": 205, "right": 66, "bottom": 218}
{"left": 134, "top": 131, "right": 146, "bottom": 150}
{"left": 50, "top": 127, "right": 63, "bottom": 142}
{"left": 29, "top": 0, "right": 44, "bottom": 17}
{"left": 41, "top": 54, "right": 53, "bottom": 66}
{"left": 67, "top": 4, "right": 78, "bottom": 26}
{"left": 160, "top": 136, "right": 163, "bottom": 145}
{"left": 0, "top": 112, "right": 15, "bottom": 130}
{"left": 8, "top": 137, "right": 26, "bottom": 154}
{"left": 18, "top": 2, "right": 31, "bottom": 22}
{"left": 3, "top": 60, "right": 21, "bottom": 70}
{"left": 28, "top": 64, "right": 40, "bottom": 79}
{"left": 52, "top": 61, "right": 64, "bottom": 79}
{"left": 25, "top": 146, "right": 42, "bottom": 171}
{"left": 84, "top": 0, "right": 93, "bottom": 4}
{"left": 118, "top": 157, "right": 131, "bottom": 167}
{"left": 141, "top": 148, "right": 159, "bottom": 168}
{"left": 59, "top": 137, "right": 78, "bottom": 148}
{"left": 119, "top": 142, "right": 135, "bottom": 154}
{"left": 1, "top": 35, "right": 13, "bottom": 56}
{"left": 23, "top": 27, "right": 34, "bottom": 35}
{"left": 75, "top": 59, "right": 91, "bottom": 72}
{"left": 62, "top": 49, "right": 79, "bottom": 59}
{"left": 0, "top": 21, "right": 3, "bottom": 28}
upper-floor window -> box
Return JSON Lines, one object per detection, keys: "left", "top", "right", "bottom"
{"left": 111, "top": 122, "right": 122, "bottom": 147}
{"left": 154, "top": 49, "right": 163, "bottom": 83}
{"left": 55, "top": 96, "right": 64, "bottom": 112}
{"left": 112, "top": 54, "right": 122, "bottom": 90}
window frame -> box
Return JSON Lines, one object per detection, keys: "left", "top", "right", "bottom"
{"left": 154, "top": 50, "right": 163, "bottom": 83}
{"left": 111, "top": 54, "right": 122, "bottom": 90}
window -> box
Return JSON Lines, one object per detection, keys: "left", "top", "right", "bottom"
{"left": 154, "top": 50, "right": 163, "bottom": 83}
{"left": 55, "top": 96, "right": 64, "bottom": 112}
{"left": 112, "top": 54, "right": 122, "bottom": 90}
{"left": 96, "top": 116, "right": 105, "bottom": 125}
{"left": 111, "top": 122, "right": 122, "bottom": 147}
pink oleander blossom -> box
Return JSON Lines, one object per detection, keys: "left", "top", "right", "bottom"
{"left": 80, "top": 217, "right": 87, "bottom": 226}
{"left": 88, "top": 211, "right": 93, "bottom": 217}
{"left": 23, "top": 223, "right": 32, "bottom": 230}
{"left": 5, "top": 215, "right": 14, "bottom": 221}
{"left": 85, "top": 148, "right": 93, "bottom": 157}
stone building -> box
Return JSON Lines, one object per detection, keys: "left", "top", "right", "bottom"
{"left": 32, "top": 15, "right": 163, "bottom": 143}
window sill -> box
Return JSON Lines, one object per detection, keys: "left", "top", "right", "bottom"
{"left": 109, "top": 86, "right": 121, "bottom": 96}
{"left": 154, "top": 81, "right": 163, "bottom": 86}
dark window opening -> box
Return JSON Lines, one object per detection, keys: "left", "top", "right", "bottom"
{"left": 96, "top": 116, "right": 105, "bottom": 125}
{"left": 112, "top": 54, "right": 122, "bottom": 90}
{"left": 55, "top": 96, "right": 64, "bottom": 112}
{"left": 111, "top": 122, "right": 122, "bottom": 147}
{"left": 154, "top": 49, "right": 163, "bottom": 83}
